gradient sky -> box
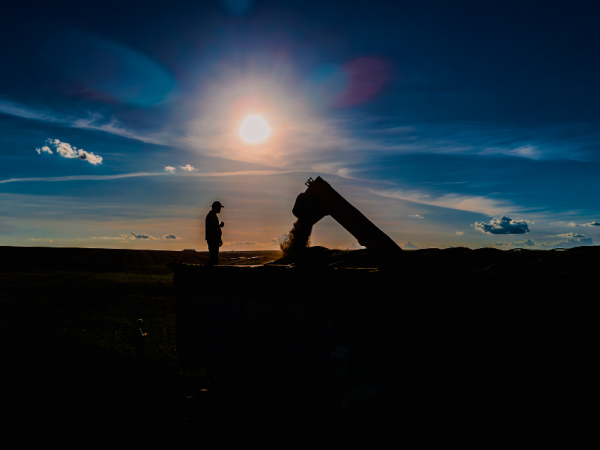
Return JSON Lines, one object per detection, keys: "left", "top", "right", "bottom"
{"left": 1, "top": 0, "right": 600, "bottom": 251}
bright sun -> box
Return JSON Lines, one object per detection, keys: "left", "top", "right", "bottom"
{"left": 240, "top": 115, "right": 270, "bottom": 144}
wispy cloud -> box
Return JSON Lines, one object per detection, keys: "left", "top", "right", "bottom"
{"left": 0, "top": 99, "right": 168, "bottom": 145}
{"left": 554, "top": 232, "right": 586, "bottom": 238}
{"left": 372, "top": 189, "right": 517, "bottom": 216}
{"left": 164, "top": 166, "right": 176, "bottom": 173}
{"left": 409, "top": 214, "right": 424, "bottom": 219}
{"left": 0, "top": 169, "right": 290, "bottom": 184}
{"left": 163, "top": 234, "right": 183, "bottom": 240}
{"left": 71, "top": 113, "right": 168, "bottom": 145}
{"left": 456, "top": 231, "right": 465, "bottom": 235}
{"left": 180, "top": 164, "right": 197, "bottom": 172}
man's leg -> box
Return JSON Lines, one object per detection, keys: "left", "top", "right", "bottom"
{"left": 208, "top": 241, "right": 219, "bottom": 266}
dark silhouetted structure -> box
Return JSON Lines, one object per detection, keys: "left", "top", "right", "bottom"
{"left": 292, "top": 176, "right": 402, "bottom": 252}
{"left": 205, "top": 201, "right": 225, "bottom": 266}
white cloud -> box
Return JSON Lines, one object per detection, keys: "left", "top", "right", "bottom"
{"left": 400, "top": 241, "right": 419, "bottom": 249}
{"left": 163, "top": 234, "right": 183, "bottom": 240}
{"left": 92, "top": 234, "right": 129, "bottom": 240}
{"left": 409, "top": 214, "right": 424, "bottom": 219}
{"left": 35, "top": 146, "right": 52, "bottom": 154}
{"left": 164, "top": 166, "right": 176, "bottom": 173}
{"left": 554, "top": 233, "right": 586, "bottom": 238}
{"left": 575, "top": 221, "right": 600, "bottom": 227}
{"left": 473, "top": 216, "right": 531, "bottom": 235}
{"left": 38, "top": 139, "right": 103, "bottom": 165}
{"left": 130, "top": 231, "right": 158, "bottom": 240}
{"left": 456, "top": 231, "right": 465, "bottom": 235}
{"left": 180, "top": 164, "right": 196, "bottom": 172}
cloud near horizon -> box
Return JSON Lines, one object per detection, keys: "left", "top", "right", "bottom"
{"left": 473, "top": 216, "right": 531, "bottom": 234}
{"left": 495, "top": 235, "right": 594, "bottom": 249}
{"left": 538, "top": 236, "right": 594, "bottom": 249}
{"left": 575, "top": 221, "right": 600, "bottom": 227}
{"left": 130, "top": 231, "right": 158, "bottom": 240}
{"left": 164, "top": 166, "right": 176, "bottom": 173}
{"left": 401, "top": 241, "right": 419, "bottom": 249}
{"left": 180, "top": 164, "right": 196, "bottom": 172}
{"left": 163, "top": 234, "right": 183, "bottom": 239}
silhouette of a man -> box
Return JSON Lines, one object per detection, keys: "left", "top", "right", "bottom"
{"left": 206, "top": 201, "right": 225, "bottom": 266}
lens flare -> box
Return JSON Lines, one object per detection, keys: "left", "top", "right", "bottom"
{"left": 240, "top": 115, "right": 270, "bottom": 144}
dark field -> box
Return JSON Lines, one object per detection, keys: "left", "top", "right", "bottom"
{"left": 1, "top": 245, "right": 595, "bottom": 442}
{"left": 1, "top": 247, "right": 291, "bottom": 441}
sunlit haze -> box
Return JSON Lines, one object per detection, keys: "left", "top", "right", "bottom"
{"left": 1, "top": 1, "right": 599, "bottom": 251}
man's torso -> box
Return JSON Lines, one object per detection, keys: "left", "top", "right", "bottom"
{"left": 205, "top": 210, "right": 221, "bottom": 241}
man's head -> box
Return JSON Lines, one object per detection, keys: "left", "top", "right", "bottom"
{"left": 211, "top": 201, "right": 224, "bottom": 213}
{"left": 136, "top": 319, "right": 143, "bottom": 327}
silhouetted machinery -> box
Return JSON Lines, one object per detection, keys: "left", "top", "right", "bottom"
{"left": 170, "top": 175, "right": 407, "bottom": 413}
{"left": 168, "top": 176, "right": 595, "bottom": 417}
{"left": 292, "top": 176, "right": 402, "bottom": 252}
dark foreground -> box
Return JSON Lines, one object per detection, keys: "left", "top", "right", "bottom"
{"left": 0, "top": 246, "right": 595, "bottom": 443}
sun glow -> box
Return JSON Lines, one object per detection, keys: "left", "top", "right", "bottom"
{"left": 240, "top": 115, "right": 271, "bottom": 144}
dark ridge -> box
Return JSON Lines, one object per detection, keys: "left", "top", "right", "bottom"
{"left": 265, "top": 245, "right": 600, "bottom": 274}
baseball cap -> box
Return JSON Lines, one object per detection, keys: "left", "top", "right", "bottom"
{"left": 211, "top": 201, "right": 224, "bottom": 208}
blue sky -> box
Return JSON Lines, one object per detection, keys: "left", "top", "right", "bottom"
{"left": 1, "top": 0, "right": 600, "bottom": 250}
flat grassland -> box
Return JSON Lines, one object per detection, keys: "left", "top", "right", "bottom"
{"left": 1, "top": 247, "right": 284, "bottom": 434}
